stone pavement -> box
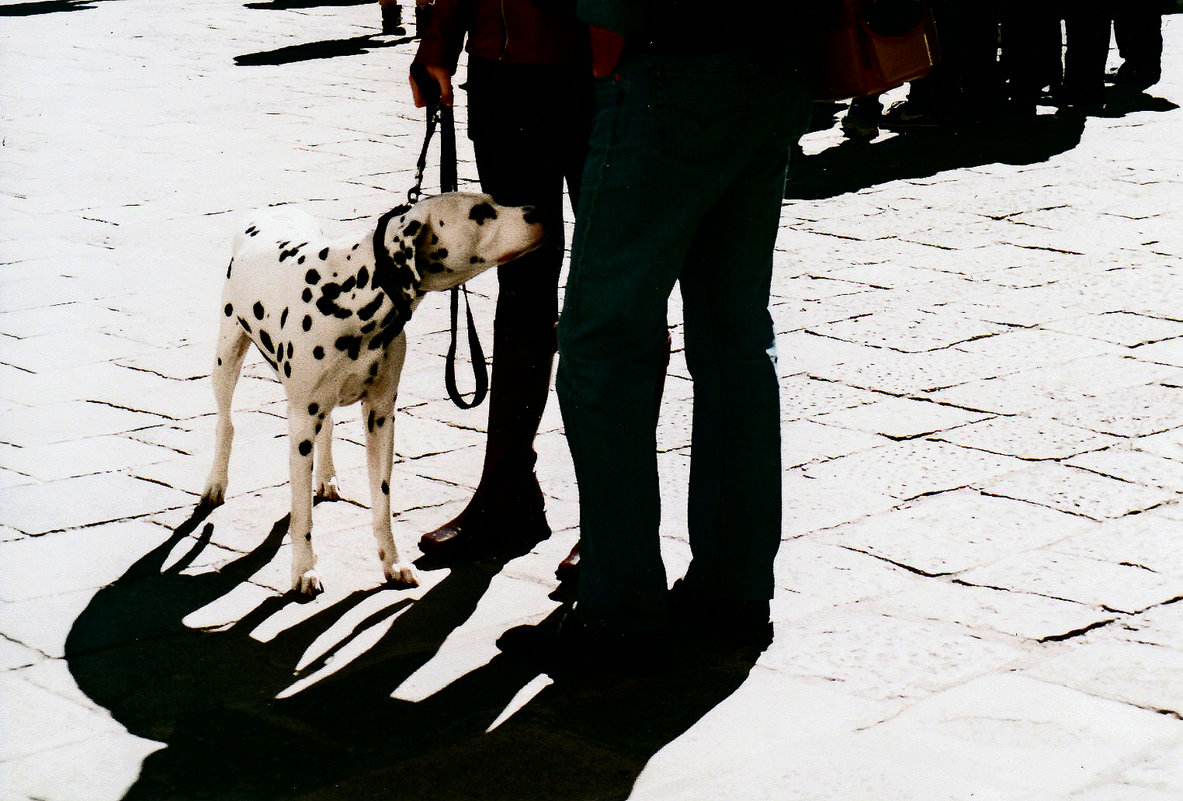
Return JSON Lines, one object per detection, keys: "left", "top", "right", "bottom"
{"left": 2, "top": 2, "right": 1182, "bottom": 798}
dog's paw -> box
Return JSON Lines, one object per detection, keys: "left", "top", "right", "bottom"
{"left": 197, "top": 485, "right": 226, "bottom": 511}
{"left": 384, "top": 562, "right": 419, "bottom": 588}
{"left": 293, "top": 570, "right": 325, "bottom": 598}
{"left": 315, "top": 477, "right": 341, "bottom": 502}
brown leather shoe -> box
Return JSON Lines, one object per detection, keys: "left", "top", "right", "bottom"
{"left": 419, "top": 476, "right": 550, "bottom": 561}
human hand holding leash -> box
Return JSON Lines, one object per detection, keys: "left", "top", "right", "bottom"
{"left": 410, "top": 62, "right": 454, "bottom": 108}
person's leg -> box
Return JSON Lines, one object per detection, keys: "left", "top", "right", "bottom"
{"left": 378, "top": 0, "right": 404, "bottom": 35}
{"left": 558, "top": 56, "right": 727, "bottom": 631}
{"left": 558, "top": 52, "right": 805, "bottom": 631}
{"left": 679, "top": 147, "right": 789, "bottom": 605}
{"left": 1062, "top": 0, "right": 1111, "bottom": 108}
{"left": 1113, "top": 0, "right": 1162, "bottom": 88}
{"left": 421, "top": 62, "right": 589, "bottom": 556}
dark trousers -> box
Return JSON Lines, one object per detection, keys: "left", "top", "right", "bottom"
{"left": 557, "top": 52, "right": 812, "bottom": 630}
{"left": 464, "top": 58, "right": 591, "bottom": 477}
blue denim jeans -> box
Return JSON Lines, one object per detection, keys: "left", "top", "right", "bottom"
{"left": 556, "top": 51, "right": 811, "bottom": 630}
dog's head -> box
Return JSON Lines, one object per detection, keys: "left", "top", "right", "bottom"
{"left": 374, "top": 193, "right": 545, "bottom": 296}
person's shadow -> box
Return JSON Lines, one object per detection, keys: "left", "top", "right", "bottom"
{"left": 66, "top": 509, "right": 757, "bottom": 800}
{"left": 787, "top": 112, "right": 1091, "bottom": 200}
{"left": 789, "top": 86, "right": 1180, "bottom": 200}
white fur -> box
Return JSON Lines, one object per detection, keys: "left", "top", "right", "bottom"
{"left": 200, "top": 193, "right": 543, "bottom": 596}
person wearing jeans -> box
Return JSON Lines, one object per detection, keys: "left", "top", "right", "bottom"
{"left": 553, "top": 4, "right": 812, "bottom": 651}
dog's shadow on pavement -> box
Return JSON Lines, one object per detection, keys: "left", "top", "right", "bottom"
{"left": 66, "top": 510, "right": 756, "bottom": 801}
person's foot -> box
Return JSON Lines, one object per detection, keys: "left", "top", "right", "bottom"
{"left": 1112, "top": 63, "right": 1160, "bottom": 91}
{"left": 840, "top": 104, "right": 881, "bottom": 139}
{"left": 879, "top": 99, "right": 946, "bottom": 130}
{"left": 669, "top": 579, "right": 773, "bottom": 657}
{"left": 497, "top": 607, "right": 671, "bottom": 677}
{"left": 555, "top": 541, "right": 579, "bottom": 585}
{"left": 418, "top": 478, "right": 550, "bottom": 563}
{"left": 380, "top": 3, "right": 406, "bottom": 35}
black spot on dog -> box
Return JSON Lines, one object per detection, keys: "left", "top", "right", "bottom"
{"left": 375, "top": 416, "right": 386, "bottom": 428}
{"left": 340, "top": 276, "right": 356, "bottom": 294}
{"left": 357, "top": 266, "right": 370, "bottom": 289}
{"left": 259, "top": 330, "right": 274, "bottom": 353}
{"left": 283, "top": 362, "right": 291, "bottom": 378}
{"left": 316, "top": 296, "right": 353, "bottom": 320}
{"left": 302, "top": 314, "right": 312, "bottom": 331}
{"left": 335, "top": 335, "right": 362, "bottom": 360}
{"left": 367, "top": 410, "right": 375, "bottom": 432}
{"left": 238, "top": 317, "right": 252, "bottom": 334}
{"left": 430, "top": 234, "right": 439, "bottom": 246}
{"left": 217, "top": 358, "right": 222, "bottom": 366}
{"left": 305, "top": 533, "right": 312, "bottom": 542}
{"left": 352, "top": 243, "right": 360, "bottom": 250}
{"left": 306, "top": 269, "right": 321, "bottom": 285}
{"left": 224, "top": 303, "right": 233, "bottom": 317}
{"left": 381, "top": 481, "right": 389, "bottom": 495}
{"left": 253, "top": 301, "right": 265, "bottom": 320}
{"left": 368, "top": 362, "right": 379, "bottom": 377}
{"left": 287, "top": 342, "right": 294, "bottom": 360}
{"left": 319, "top": 247, "right": 329, "bottom": 260}
{"left": 227, "top": 259, "right": 234, "bottom": 279}
{"left": 299, "top": 440, "right": 312, "bottom": 456}
{"left": 402, "top": 220, "right": 421, "bottom": 238}
{"left": 469, "top": 256, "right": 485, "bottom": 265}
{"left": 308, "top": 403, "right": 319, "bottom": 416}
{"left": 434, "top": 248, "right": 448, "bottom": 260}
{"left": 280, "top": 307, "right": 289, "bottom": 328}
{"left": 313, "top": 345, "right": 325, "bottom": 360}
{"left": 361, "top": 321, "right": 377, "bottom": 334}
{"left": 315, "top": 422, "right": 322, "bottom": 435}
{"left": 245, "top": 226, "right": 257, "bottom": 235}
{"left": 298, "top": 255, "right": 305, "bottom": 265}
{"left": 469, "top": 203, "right": 497, "bottom": 225}
{"left": 302, "top": 288, "right": 313, "bottom": 303}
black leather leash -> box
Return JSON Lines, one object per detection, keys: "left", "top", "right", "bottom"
{"left": 408, "top": 64, "right": 488, "bottom": 410}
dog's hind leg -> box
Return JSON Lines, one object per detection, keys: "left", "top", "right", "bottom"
{"left": 288, "top": 403, "right": 324, "bottom": 597}
{"left": 313, "top": 409, "right": 340, "bottom": 502}
{"left": 200, "top": 315, "right": 251, "bottom": 509}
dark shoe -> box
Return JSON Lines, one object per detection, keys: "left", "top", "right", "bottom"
{"left": 380, "top": 3, "right": 405, "bottom": 35}
{"left": 669, "top": 579, "right": 773, "bottom": 656}
{"left": 555, "top": 541, "right": 580, "bottom": 586}
{"left": 419, "top": 476, "right": 550, "bottom": 562}
{"left": 497, "top": 607, "right": 670, "bottom": 677}
{"left": 879, "top": 99, "right": 946, "bottom": 130}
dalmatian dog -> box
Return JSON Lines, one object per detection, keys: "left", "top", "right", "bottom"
{"left": 199, "top": 193, "right": 544, "bottom": 596}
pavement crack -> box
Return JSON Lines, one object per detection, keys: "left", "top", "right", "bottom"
{"left": 114, "top": 362, "right": 207, "bottom": 382}
{"left": 1117, "top": 561, "right": 1159, "bottom": 573}
{"left": 838, "top": 545, "right": 954, "bottom": 579}
{"left": 1037, "top": 617, "right": 1119, "bottom": 643}
{"left": 87, "top": 398, "right": 178, "bottom": 421}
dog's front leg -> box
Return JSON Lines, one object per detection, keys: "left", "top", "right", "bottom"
{"left": 288, "top": 404, "right": 324, "bottom": 597}
{"left": 363, "top": 333, "right": 418, "bottom": 587}
{"left": 362, "top": 394, "right": 418, "bottom": 588}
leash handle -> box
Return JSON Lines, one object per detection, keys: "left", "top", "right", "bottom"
{"left": 445, "top": 285, "right": 489, "bottom": 409}
{"left": 409, "top": 71, "right": 487, "bottom": 409}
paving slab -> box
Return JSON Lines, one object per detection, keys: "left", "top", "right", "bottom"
{"left": 2, "top": 2, "right": 1183, "bottom": 799}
